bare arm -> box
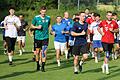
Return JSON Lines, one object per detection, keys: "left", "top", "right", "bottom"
{"left": 71, "top": 30, "right": 86, "bottom": 36}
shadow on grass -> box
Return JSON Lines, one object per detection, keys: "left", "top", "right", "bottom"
{"left": 15, "top": 59, "right": 33, "bottom": 66}
{"left": 82, "top": 66, "right": 118, "bottom": 74}
{"left": 98, "top": 68, "right": 120, "bottom": 80}
{"left": 0, "top": 58, "right": 28, "bottom": 64}
{"left": 46, "top": 59, "right": 73, "bottom": 72}
{"left": 0, "top": 70, "right": 36, "bottom": 79}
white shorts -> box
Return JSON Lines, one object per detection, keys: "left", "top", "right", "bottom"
{"left": 54, "top": 41, "right": 66, "bottom": 52}
{"left": 17, "top": 36, "right": 25, "bottom": 43}
{"left": 69, "top": 40, "right": 74, "bottom": 46}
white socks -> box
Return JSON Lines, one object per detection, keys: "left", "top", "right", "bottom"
{"left": 102, "top": 63, "right": 109, "bottom": 74}
{"left": 79, "top": 60, "right": 83, "bottom": 66}
{"left": 19, "top": 50, "right": 22, "bottom": 56}
{"left": 8, "top": 55, "right": 13, "bottom": 62}
{"left": 65, "top": 50, "right": 68, "bottom": 59}
{"left": 57, "top": 60, "right": 60, "bottom": 66}
{"left": 105, "top": 64, "right": 109, "bottom": 74}
{"left": 95, "top": 57, "right": 98, "bottom": 63}
{"left": 74, "top": 66, "right": 78, "bottom": 72}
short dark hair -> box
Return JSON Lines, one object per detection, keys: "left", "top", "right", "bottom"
{"left": 19, "top": 14, "right": 24, "bottom": 17}
{"left": 94, "top": 13, "right": 100, "bottom": 17}
{"left": 79, "top": 11, "right": 85, "bottom": 15}
{"left": 9, "top": 6, "right": 15, "bottom": 10}
{"left": 56, "top": 16, "right": 62, "bottom": 19}
{"left": 107, "top": 11, "right": 112, "bottom": 14}
{"left": 40, "top": 6, "right": 47, "bottom": 10}
{"left": 112, "top": 12, "right": 117, "bottom": 16}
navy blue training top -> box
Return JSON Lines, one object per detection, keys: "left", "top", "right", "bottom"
{"left": 71, "top": 21, "right": 88, "bottom": 46}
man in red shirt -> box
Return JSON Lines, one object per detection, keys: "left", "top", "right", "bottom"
{"left": 98, "top": 11, "right": 118, "bottom": 74}
{"left": 86, "top": 12, "right": 95, "bottom": 58}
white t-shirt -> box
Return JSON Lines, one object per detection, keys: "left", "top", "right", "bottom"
{"left": 90, "top": 21, "right": 102, "bottom": 40}
{"left": 4, "top": 15, "right": 21, "bottom": 38}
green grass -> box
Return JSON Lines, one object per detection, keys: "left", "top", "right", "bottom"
{"left": 0, "top": 32, "right": 120, "bottom": 80}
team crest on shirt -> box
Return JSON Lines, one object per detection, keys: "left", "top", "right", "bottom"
{"left": 46, "top": 19, "right": 49, "bottom": 22}
{"left": 111, "top": 24, "right": 113, "bottom": 27}
{"left": 78, "top": 27, "right": 81, "bottom": 30}
{"left": 68, "top": 22, "right": 70, "bottom": 25}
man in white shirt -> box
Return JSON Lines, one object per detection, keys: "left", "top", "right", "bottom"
{"left": 90, "top": 13, "right": 103, "bottom": 63}
{"left": 4, "top": 7, "right": 21, "bottom": 65}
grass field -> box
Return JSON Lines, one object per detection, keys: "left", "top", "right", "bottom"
{"left": 0, "top": 31, "right": 120, "bottom": 80}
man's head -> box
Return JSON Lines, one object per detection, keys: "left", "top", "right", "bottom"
{"left": 19, "top": 14, "right": 24, "bottom": 21}
{"left": 112, "top": 12, "right": 117, "bottom": 20}
{"left": 106, "top": 11, "right": 112, "bottom": 21}
{"left": 9, "top": 7, "right": 15, "bottom": 16}
{"left": 94, "top": 13, "right": 100, "bottom": 22}
{"left": 56, "top": 16, "right": 62, "bottom": 23}
{"left": 40, "top": 6, "right": 47, "bottom": 17}
{"left": 85, "top": 8, "right": 90, "bottom": 15}
{"left": 79, "top": 12, "right": 85, "bottom": 22}
{"left": 64, "top": 12, "right": 69, "bottom": 19}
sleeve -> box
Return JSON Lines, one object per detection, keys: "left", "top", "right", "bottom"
{"left": 51, "top": 25, "right": 55, "bottom": 32}
{"left": 71, "top": 23, "right": 77, "bottom": 32}
{"left": 15, "top": 17, "right": 21, "bottom": 27}
{"left": 99, "top": 21, "right": 103, "bottom": 28}
{"left": 114, "top": 21, "right": 118, "bottom": 29}
{"left": 32, "top": 17, "right": 36, "bottom": 26}
{"left": 86, "top": 18, "right": 90, "bottom": 24}
{"left": 4, "top": 16, "right": 8, "bottom": 25}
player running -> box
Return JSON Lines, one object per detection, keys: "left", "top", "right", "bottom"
{"left": 51, "top": 16, "right": 67, "bottom": 66}
{"left": 71, "top": 12, "right": 88, "bottom": 74}
{"left": 4, "top": 7, "right": 21, "bottom": 65}
{"left": 112, "top": 12, "right": 120, "bottom": 60}
{"left": 61, "top": 12, "right": 73, "bottom": 59}
{"left": 17, "top": 14, "right": 28, "bottom": 56}
{"left": 98, "top": 11, "right": 118, "bottom": 74}
{"left": 31, "top": 6, "right": 50, "bottom": 72}
{"left": 89, "top": 13, "right": 103, "bottom": 63}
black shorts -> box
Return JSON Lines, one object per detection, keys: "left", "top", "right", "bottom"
{"left": 34, "top": 38, "right": 49, "bottom": 49}
{"left": 102, "top": 42, "right": 113, "bottom": 53}
{"left": 6, "top": 37, "right": 16, "bottom": 53}
{"left": 72, "top": 44, "right": 88, "bottom": 56}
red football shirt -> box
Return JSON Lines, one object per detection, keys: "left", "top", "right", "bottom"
{"left": 99, "top": 20, "right": 118, "bottom": 43}
{"left": 86, "top": 17, "right": 94, "bottom": 24}
{"left": 86, "top": 17, "right": 94, "bottom": 34}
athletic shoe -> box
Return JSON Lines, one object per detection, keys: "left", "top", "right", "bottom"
{"left": 74, "top": 71, "right": 78, "bottom": 74}
{"left": 9, "top": 61, "right": 13, "bottom": 65}
{"left": 32, "top": 57, "right": 36, "bottom": 62}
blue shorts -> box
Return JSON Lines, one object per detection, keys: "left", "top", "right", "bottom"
{"left": 93, "top": 40, "right": 102, "bottom": 48}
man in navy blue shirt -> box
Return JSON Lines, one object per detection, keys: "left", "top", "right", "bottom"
{"left": 71, "top": 12, "right": 88, "bottom": 74}
{"left": 51, "top": 16, "right": 68, "bottom": 67}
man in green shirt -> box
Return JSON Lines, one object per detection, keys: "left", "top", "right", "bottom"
{"left": 31, "top": 6, "right": 50, "bottom": 72}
